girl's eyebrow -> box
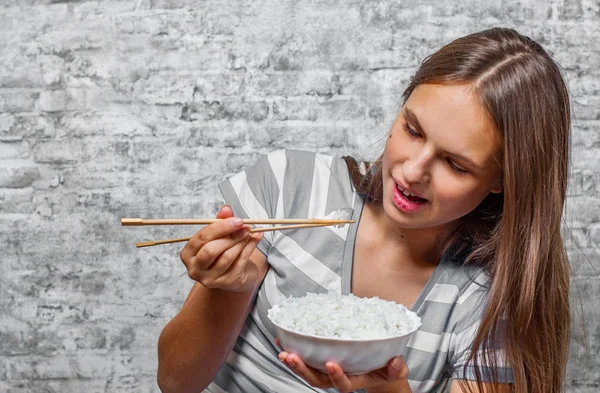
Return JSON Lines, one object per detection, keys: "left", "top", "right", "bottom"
{"left": 404, "top": 107, "right": 483, "bottom": 170}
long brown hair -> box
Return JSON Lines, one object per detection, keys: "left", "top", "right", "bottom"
{"left": 345, "top": 28, "right": 571, "bottom": 393}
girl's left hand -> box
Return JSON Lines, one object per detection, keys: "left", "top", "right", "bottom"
{"left": 276, "top": 339, "right": 411, "bottom": 393}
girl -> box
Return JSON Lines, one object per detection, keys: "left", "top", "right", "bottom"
{"left": 157, "top": 27, "right": 571, "bottom": 393}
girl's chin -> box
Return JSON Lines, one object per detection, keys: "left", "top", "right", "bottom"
{"left": 382, "top": 201, "right": 426, "bottom": 228}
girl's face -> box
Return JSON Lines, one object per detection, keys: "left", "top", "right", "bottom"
{"left": 381, "top": 83, "right": 503, "bottom": 230}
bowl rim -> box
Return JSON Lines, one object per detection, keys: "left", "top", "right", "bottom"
{"left": 269, "top": 317, "right": 422, "bottom": 343}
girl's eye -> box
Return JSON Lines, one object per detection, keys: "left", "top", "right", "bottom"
{"left": 447, "top": 159, "right": 467, "bottom": 175}
{"left": 403, "top": 123, "right": 420, "bottom": 138}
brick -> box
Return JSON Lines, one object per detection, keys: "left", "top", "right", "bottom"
{"left": 32, "top": 354, "right": 75, "bottom": 379}
{"left": 566, "top": 196, "right": 600, "bottom": 224}
{"left": 3, "top": 356, "right": 35, "bottom": 383}
{"left": 0, "top": 216, "right": 25, "bottom": 256}
{"left": 56, "top": 112, "right": 154, "bottom": 139}
{"left": 9, "top": 379, "right": 112, "bottom": 393}
{"left": 346, "top": 126, "right": 386, "bottom": 160}
{"left": 0, "top": 161, "right": 40, "bottom": 188}
{"left": 249, "top": 124, "right": 347, "bottom": 150}
{"left": 568, "top": 278, "right": 600, "bottom": 383}
{"left": 568, "top": 246, "right": 600, "bottom": 278}
{"left": 60, "top": 166, "right": 121, "bottom": 190}
{"left": 0, "top": 91, "right": 38, "bottom": 113}
{"left": 148, "top": 0, "right": 191, "bottom": 9}
{"left": 128, "top": 146, "right": 226, "bottom": 192}
{"left": 132, "top": 73, "right": 195, "bottom": 105}
{"left": 0, "top": 51, "right": 64, "bottom": 88}
{"left": 182, "top": 99, "right": 269, "bottom": 122}
{"left": 146, "top": 41, "right": 230, "bottom": 72}
{"left": 0, "top": 188, "right": 34, "bottom": 214}
{"left": 222, "top": 150, "right": 264, "bottom": 175}
{"left": 569, "top": 169, "right": 600, "bottom": 197}
{"left": 570, "top": 74, "right": 600, "bottom": 97}
{"left": 0, "top": 141, "right": 31, "bottom": 159}
{"left": 39, "top": 88, "right": 107, "bottom": 113}
{"left": 32, "top": 140, "right": 83, "bottom": 164}
{"left": 572, "top": 96, "right": 600, "bottom": 121}
{"left": 272, "top": 96, "right": 365, "bottom": 121}
{"left": 0, "top": 114, "right": 56, "bottom": 141}
{"left": 194, "top": 73, "right": 245, "bottom": 97}
{"left": 265, "top": 31, "right": 371, "bottom": 72}
{"left": 186, "top": 123, "right": 248, "bottom": 148}
{"left": 244, "top": 71, "right": 342, "bottom": 97}
{"left": 571, "top": 121, "right": 600, "bottom": 149}
{"left": 0, "top": 114, "right": 16, "bottom": 138}
{"left": 570, "top": 145, "right": 600, "bottom": 171}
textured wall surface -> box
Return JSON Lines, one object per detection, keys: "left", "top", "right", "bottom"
{"left": 0, "top": 1, "right": 598, "bottom": 392}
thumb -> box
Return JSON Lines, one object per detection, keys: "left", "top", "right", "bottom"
{"left": 388, "top": 357, "right": 408, "bottom": 380}
{"left": 216, "top": 204, "right": 234, "bottom": 219}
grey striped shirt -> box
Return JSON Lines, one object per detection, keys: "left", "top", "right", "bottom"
{"left": 207, "top": 149, "right": 512, "bottom": 393}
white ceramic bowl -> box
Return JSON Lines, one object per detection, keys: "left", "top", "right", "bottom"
{"left": 271, "top": 320, "right": 419, "bottom": 375}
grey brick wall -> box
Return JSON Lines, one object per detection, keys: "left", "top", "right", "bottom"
{"left": 0, "top": 1, "right": 598, "bottom": 392}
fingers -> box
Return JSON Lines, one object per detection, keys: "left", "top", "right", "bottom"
{"left": 179, "top": 217, "right": 246, "bottom": 264}
{"left": 197, "top": 233, "right": 252, "bottom": 283}
{"left": 193, "top": 227, "right": 250, "bottom": 267}
{"left": 214, "top": 232, "right": 263, "bottom": 286}
{"left": 276, "top": 351, "right": 409, "bottom": 393}
{"left": 224, "top": 232, "right": 263, "bottom": 274}
{"left": 180, "top": 204, "right": 253, "bottom": 284}
{"left": 216, "top": 204, "right": 233, "bottom": 219}
{"left": 327, "top": 358, "right": 408, "bottom": 393}
{"left": 387, "top": 356, "right": 409, "bottom": 380}
{"left": 325, "top": 362, "right": 355, "bottom": 393}
{"left": 278, "top": 353, "right": 331, "bottom": 388}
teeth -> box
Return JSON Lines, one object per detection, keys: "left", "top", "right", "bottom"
{"left": 397, "top": 184, "right": 413, "bottom": 197}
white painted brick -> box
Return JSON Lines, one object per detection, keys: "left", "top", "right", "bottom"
{"left": 0, "top": 140, "right": 31, "bottom": 159}
{"left": 0, "top": 160, "right": 40, "bottom": 188}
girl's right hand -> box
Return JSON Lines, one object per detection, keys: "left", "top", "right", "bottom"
{"left": 179, "top": 205, "right": 265, "bottom": 293}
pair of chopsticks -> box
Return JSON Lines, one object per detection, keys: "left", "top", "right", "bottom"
{"left": 121, "top": 218, "right": 355, "bottom": 248}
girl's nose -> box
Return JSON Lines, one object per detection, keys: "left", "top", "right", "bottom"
{"left": 403, "top": 151, "right": 431, "bottom": 184}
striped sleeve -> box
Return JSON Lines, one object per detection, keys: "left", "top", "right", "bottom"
{"left": 218, "top": 150, "right": 288, "bottom": 256}
{"left": 449, "top": 275, "right": 514, "bottom": 383}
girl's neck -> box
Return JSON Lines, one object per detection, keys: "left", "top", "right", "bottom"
{"left": 362, "top": 201, "right": 450, "bottom": 267}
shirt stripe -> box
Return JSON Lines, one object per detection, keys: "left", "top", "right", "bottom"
{"left": 408, "top": 330, "right": 453, "bottom": 353}
{"left": 267, "top": 149, "right": 287, "bottom": 220}
{"left": 229, "top": 171, "right": 275, "bottom": 245}
{"left": 425, "top": 283, "right": 460, "bottom": 304}
{"left": 263, "top": 269, "right": 288, "bottom": 309}
{"left": 275, "top": 234, "right": 341, "bottom": 293}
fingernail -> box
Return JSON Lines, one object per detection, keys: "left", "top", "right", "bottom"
{"left": 391, "top": 357, "right": 402, "bottom": 371}
{"left": 230, "top": 217, "right": 243, "bottom": 227}
{"left": 287, "top": 357, "right": 296, "bottom": 368}
{"left": 326, "top": 364, "right": 335, "bottom": 375}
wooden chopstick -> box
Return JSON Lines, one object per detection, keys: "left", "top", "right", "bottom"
{"left": 134, "top": 223, "right": 336, "bottom": 248}
{"left": 122, "top": 218, "right": 354, "bottom": 226}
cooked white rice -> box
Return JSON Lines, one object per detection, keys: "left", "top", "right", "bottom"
{"left": 267, "top": 292, "right": 422, "bottom": 339}
{"left": 322, "top": 208, "right": 351, "bottom": 227}
{"left": 323, "top": 209, "right": 349, "bottom": 220}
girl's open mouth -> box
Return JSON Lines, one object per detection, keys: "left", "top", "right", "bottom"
{"left": 392, "top": 183, "right": 428, "bottom": 212}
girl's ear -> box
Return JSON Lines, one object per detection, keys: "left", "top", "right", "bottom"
{"left": 490, "top": 176, "right": 503, "bottom": 194}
